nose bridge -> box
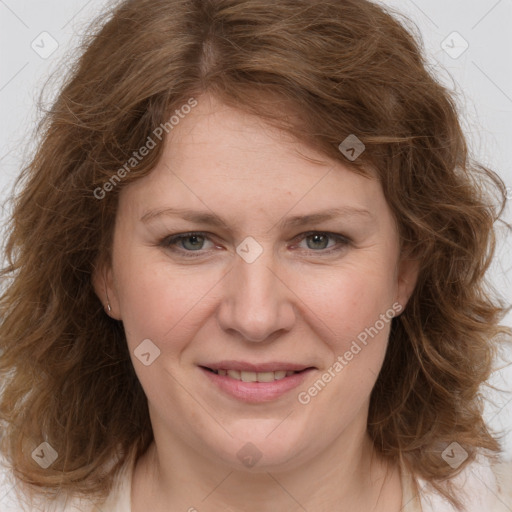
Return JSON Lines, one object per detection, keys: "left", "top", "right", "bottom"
{"left": 217, "top": 241, "right": 295, "bottom": 342}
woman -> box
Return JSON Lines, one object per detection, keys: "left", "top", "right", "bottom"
{"left": 1, "top": 0, "right": 511, "bottom": 510}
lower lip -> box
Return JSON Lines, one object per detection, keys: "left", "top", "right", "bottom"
{"left": 199, "top": 367, "right": 314, "bottom": 403}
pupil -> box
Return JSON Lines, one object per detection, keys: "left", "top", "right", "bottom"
{"left": 185, "top": 235, "right": 203, "bottom": 250}
{"left": 309, "top": 234, "right": 327, "bottom": 250}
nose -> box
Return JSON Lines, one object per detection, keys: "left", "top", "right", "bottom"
{"left": 216, "top": 246, "right": 296, "bottom": 343}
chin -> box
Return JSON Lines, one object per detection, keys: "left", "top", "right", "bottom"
{"left": 209, "top": 428, "right": 312, "bottom": 472}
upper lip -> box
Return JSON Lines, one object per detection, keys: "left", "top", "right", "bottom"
{"left": 200, "top": 361, "right": 315, "bottom": 372}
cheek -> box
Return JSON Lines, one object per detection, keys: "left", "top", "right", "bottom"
{"left": 295, "top": 264, "right": 396, "bottom": 418}
{"left": 114, "top": 248, "right": 221, "bottom": 349}
{"left": 294, "top": 257, "right": 397, "bottom": 345}
{"left": 115, "top": 236, "right": 399, "bottom": 361}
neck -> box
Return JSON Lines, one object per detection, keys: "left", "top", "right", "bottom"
{"left": 131, "top": 414, "right": 402, "bottom": 512}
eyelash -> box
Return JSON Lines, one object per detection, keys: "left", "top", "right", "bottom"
{"left": 159, "top": 231, "right": 351, "bottom": 258}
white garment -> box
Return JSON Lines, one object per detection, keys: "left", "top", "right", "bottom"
{"left": 401, "top": 454, "right": 512, "bottom": 512}
{"left": 2, "top": 452, "right": 511, "bottom": 511}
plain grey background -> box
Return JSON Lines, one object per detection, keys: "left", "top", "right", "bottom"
{"left": 1, "top": 0, "right": 511, "bottom": 508}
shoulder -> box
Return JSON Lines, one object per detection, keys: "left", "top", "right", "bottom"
{"left": 493, "top": 459, "right": 512, "bottom": 509}
{"left": 58, "top": 454, "right": 134, "bottom": 512}
{"left": 415, "top": 454, "right": 512, "bottom": 512}
{"left": 0, "top": 455, "right": 21, "bottom": 512}
{"left": 0, "top": 452, "right": 135, "bottom": 512}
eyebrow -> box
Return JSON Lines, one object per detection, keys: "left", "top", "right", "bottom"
{"left": 140, "top": 206, "right": 373, "bottom": 230}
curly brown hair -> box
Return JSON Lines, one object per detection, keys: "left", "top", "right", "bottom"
{"left": 1, "top": 0, "right": 511, "bottom": 510}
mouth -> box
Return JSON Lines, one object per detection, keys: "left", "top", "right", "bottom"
{"left": 200, "top": 367, "right": 311, "bottom": 382}
{"left": 198, "top": 362, "right": 316, "bottom": 403}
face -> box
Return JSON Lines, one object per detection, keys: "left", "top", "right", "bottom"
{"left": 95, "top": 93, "right": 418, "bottom": 471}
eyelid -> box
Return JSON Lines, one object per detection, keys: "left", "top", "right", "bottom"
{"left": 160, "top": 231, "right": 217, "bottom": 255}
{"left": 290, "top": 231, "right": 351, "bottom": 255}
{"left": 291, "top": 230, "right": 351, "bottom": 245}
{"left": 159, "top": 230, "right": 351, "bottom": 257}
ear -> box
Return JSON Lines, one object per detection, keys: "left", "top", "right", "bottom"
{"left": 394, "top": 253, "right": 420, "bottom": 313}
{"left": 91, "top": 255, "right": 122, "bottom": 320}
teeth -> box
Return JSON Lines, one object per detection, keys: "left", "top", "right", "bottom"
{"left": 254, "top": 371, "right": 274, "bottom": 382}
{"left": 241, "top": 371, "right": 257, "bottom": 382}
{"left": 214, "top": 369, "right": 298, "bottom": 381}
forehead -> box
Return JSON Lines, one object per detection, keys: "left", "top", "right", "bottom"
{"left": 119, "top": 93, "right": 388, "bottom": 229}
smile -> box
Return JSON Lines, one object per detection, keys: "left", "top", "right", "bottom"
{"left": 199, "top": 365, "right": 315, "bottom": 403}
{"left": 203, "top": 368, "right": 300, "bottom": 382}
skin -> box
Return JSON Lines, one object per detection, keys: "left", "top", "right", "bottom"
{"left": 94, "top": 92, "right": 419, "bottom": 511}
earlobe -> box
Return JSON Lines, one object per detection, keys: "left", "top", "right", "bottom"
{"left": 91, "top": 258, "right": 121, "bottom": 320}
{"left": 395, "top": 256, "right": 420, "bottom": 312}
{"left": 104, "top": 284, "right": 113, "bottom": 314}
